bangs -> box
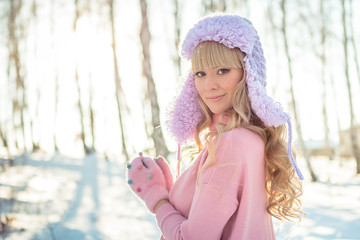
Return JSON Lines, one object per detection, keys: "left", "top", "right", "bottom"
{"left": 191, "top": 41, "right": 245, "bottom": 73}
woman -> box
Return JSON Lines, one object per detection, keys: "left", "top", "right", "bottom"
{"left": 127, "top": 13, "right": 304, "bottom": 239}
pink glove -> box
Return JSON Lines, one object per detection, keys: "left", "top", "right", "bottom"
{"left": 155, "top": 156, "right": 174, "bottom": 191}
{"left": 127, "top": 153, "right": 169, "bottom": 213}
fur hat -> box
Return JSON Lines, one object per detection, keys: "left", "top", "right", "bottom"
{"left": 166, "top": 14, "right": 304, "bottom": 180}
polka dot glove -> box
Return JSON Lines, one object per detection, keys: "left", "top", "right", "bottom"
{"left": 127, "top": 153, "right": 169, "bottom": 213}
{"left": 155, "top": 156, "right": 174, "bottom": 191}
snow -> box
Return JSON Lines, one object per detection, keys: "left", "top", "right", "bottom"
{"left": 1, "top": 153, "right": 359, "bottom": 240}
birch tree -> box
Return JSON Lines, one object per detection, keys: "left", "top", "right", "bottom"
{"left": 341, "top": 0, "right": 360, "bottom": 174}
{"left": 8, "top": 0, "right": 27, "bottom": 152}
{"left": 319, "top": 0, "right": 333, "bottom": 160}
{"left": 266, "top": 1, "right": 282, "bottom": 97}
{"left": 108, "top": 0, "right": 130, "bottom": 162}
{"left": 139, "top": 0, "right": 169, "bottom": 157}
{"left": 50, "top": 0, "right": 59, "bottom": 152}
{"left": 202, "top": 0, "right": 226, "bottom": 13}
{"left": 349, "top": 0, "right": 360, "bottom": 87}
{"left": 173, "top": 0, "right": 181, "bottom": 76}
{"left": 30, "top": 0, "right": 40, "bottom": 152}
{"left": 280, "top": 0, "right": 317, "bottom": 181}
{"left": 89, "top": 73, "right": 96, "bottom": 152}
{"left": 73, "top": 0, "right": 90, "bottom": 154}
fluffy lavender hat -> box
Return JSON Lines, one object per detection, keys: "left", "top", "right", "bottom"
{"left": 166, "top": 14, "right": 303, "bottom": 180}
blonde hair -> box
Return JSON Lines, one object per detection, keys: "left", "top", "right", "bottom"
{"left": 189, "top": 41, "right": 303, "bottom": 222}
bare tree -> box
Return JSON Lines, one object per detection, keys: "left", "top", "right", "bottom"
{"left": 0, "top": 127, "right": 10, "bottom": 158}
{"left": 173, "top": 0, "right": 181, "bottom": 76}
{"left": 218, "top": 0, "right": 226, "bottom": 11}
{"left": 139, "top": 0, "right": 169, "bottom": 157}
{"left": 108, "top": 0, "right": 130, "bottom": 162}
{"left": 280, "top": 0, "right": 317, "bottom": 181}
{"left": 30, "top": 0, "right": 40, "bottom": 152}
{"left": 349, "top": 0, "right": 360, "bottom": 87}
{"left": 89, "top": 73, "right": 96, "bottom": 152}
{"left": 341, "top": 0, "right": 360, "bottom": 174}
{"left": 297, "top": 0, "right": 335, "bottom": 160}
{"left": 329, "top": 74, "right": 342, "bottom": 158}
{"left": 30, "top": 90, "right": 40, "bottom": 151}
{"left": 319, "top": 0, "right": 333, "bottom": 160}
{"left": 73, "top": 0, "right": 90, "bottom": 154}
{"left": 51, "top": 0, "right": 59, "bottom": 152}
{"left": 8, "top": 0, "right": 27, "bottom": 152}
{"left": 202, "top": 0, "right": 226, "bottom": 13}
{"left": 266, "top": 1, "right": 282, "bottom": 97}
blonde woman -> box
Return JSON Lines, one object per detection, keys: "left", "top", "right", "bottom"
{"left": 127, "top": 14, "right": 304, "bottom": 239}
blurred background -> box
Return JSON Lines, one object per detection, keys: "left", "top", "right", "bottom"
{"left": 0, "top": 0, "right": 359, "bottom": 239}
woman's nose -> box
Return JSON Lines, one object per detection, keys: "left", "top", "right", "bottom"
{"left": 205, "top": 75, "right": 218, "bottom": 90}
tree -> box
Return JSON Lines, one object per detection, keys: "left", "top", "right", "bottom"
{"left": 73, "top": 0, "right": 90, "bottom": 154}
{"left": 173, "top": 0, "right": 181, "bottom": 76}
{"left": 108, "top": 0, "right": 130, "bottom": 162}
{"left": 50, "top": 0, "right": 59, "bottom": 152}
{"left": 30, "top": 0, "right": 40, "bottom": 152}
{"left": 8, "top": 0, "right": 27, "bottom": 153}
{"left": 349, "top": 0, "right": 360, "bottom": 87}
{"left": 280, "top": 0, "right": 317, "bottom": 181}
{"left": 341, "top": 0, "right": 360, "bottom": 174}
{"left": 319, "top": 0, "right": 333, "bottom": 160}
{"left": 139, "top": 0, "right": 169, "bottom": 157}
{"left": 202, "top": 0, "right": 226, "bottom": 13}
{"left": 89, "top": 73, "right": 96, "bottom": 152}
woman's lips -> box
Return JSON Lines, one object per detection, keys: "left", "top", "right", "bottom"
{"left": 206, "top": 94, "right": 225, "bottom": 102}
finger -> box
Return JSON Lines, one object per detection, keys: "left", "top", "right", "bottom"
{"left": 142, "top": 157, "right": 157, "bottom": 169}
{"left": 156, "top": 156, "right": 173, "bottom": 191}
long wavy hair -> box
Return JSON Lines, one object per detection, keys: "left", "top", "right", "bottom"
{"left": 189, "top": 41, "right": 304, "bottom": 222}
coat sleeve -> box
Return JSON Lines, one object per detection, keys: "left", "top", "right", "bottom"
{"left": 156, "top": 129, "right": 264, "bottom": 240}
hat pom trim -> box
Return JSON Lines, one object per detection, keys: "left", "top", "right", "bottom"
{"left": 166, "top": 73, "right": 205, "bottom": 143}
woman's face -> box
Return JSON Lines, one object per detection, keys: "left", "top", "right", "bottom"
{"left": 194, "top": 67, "right": 243, "bottom": 114}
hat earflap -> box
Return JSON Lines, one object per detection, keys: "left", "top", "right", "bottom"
{"left": 166, "top": 73, "right": 205, "bottom": 144}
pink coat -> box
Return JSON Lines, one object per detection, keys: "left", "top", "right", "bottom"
{"left": 156, "top": 128, "right": 275, "bottom": 239}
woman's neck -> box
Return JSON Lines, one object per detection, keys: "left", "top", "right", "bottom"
{"left": 210, "top": 110, "right": 233, "bottom": 131}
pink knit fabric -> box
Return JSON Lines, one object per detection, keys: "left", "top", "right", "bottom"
{"left": 155, "top": 156, "right": 174, "bottom": 191}
{"left": 156, "top": 128, "right": 276, "bottom": 239}
{"left": 127, "top": 156, "right": 169, "bottom": 213}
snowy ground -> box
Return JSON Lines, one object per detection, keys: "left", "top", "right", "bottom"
{"left": 0, "top": 153, "right": 359, "bottom": 240}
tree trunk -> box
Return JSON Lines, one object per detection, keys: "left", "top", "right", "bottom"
{"left": 108, "top": 0, "right": 130, "bottom": 163}
{"left": 341, "top": 0, "right": 360, "bottom": 174}
{"left": 30, "top": 0, "right": 40, "bottom": 152}
{"left": 8, "top": 0, "right": 27, "bottom": 152}
{"left": 280, "top": 0, "right": 317, "bottom": 181}
{"left": 319, "top": 0, "right": 333, "bottom": 160}
{"left": 329, "top": 75, "right": 342, "bottom": 158}
{"left": 51, "top": 0, "right": 59, "bottom": 152}
{"left": 89, "top": 73, "right": 96, "bottom": 152}
{"left": 139, "top": 0, "right": 169, "bottom": 157}
{"left": 0, "top": 127, "right": 10, "bottom": 158}
{"left": 73, "top": 0, "right": 89, "bottom": 154}
{"left": 30, "top": 90, "right": 40, "bottom": 152}
{"left": 266, "top": 2, "right": 282, "bottom": 97}
{"left": 349, "top": 0, "right": 360, "bottom": 88}
{"left": 218, "top": 0, "right": 226, "bottom": 11}
{"left": 173, "top": 0, "right": 181, "bottom": 76}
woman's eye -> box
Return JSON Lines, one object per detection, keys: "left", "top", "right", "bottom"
{"left": 218, "top": 68, "right": 230, "bottom": 75}
{"left": 195, "top": 71, "right": 205, "bottom": 77}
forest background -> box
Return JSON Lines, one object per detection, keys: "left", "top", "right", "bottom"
{"left": 0, "top": 0, "right": 360, "bottom": 239}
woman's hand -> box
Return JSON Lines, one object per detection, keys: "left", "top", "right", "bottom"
{"left": 127, "top": 154, "right": 169, "bottom": 213}
{"left": 155, "top": 156, "right": 174, "bottom": 191}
